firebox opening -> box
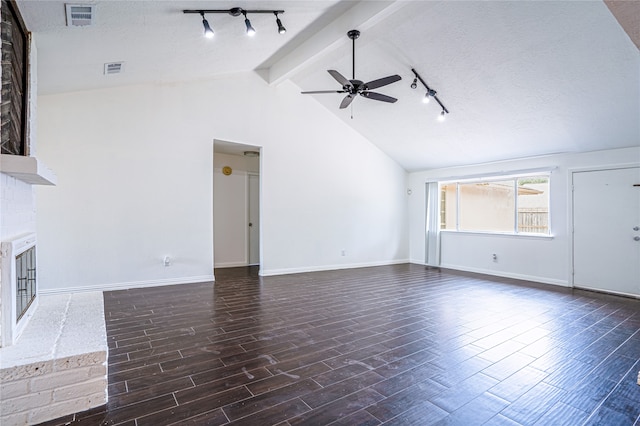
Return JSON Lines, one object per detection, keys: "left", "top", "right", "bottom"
{"left": 16, "top": 246, "right": 36, "bottom": 322}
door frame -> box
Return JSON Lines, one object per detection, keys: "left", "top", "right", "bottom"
{"left": 212, "top": 140, "right": 262, "bottom": 272}
{"left": 568, "top": 162, "right": 640, "bottom": 290}
{"left": 247, "top": 172, "right": 260, "bottom": 267}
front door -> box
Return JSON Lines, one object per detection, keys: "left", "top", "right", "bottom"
{"left": 573, "top": 167, "right": 640, "bottom": 296}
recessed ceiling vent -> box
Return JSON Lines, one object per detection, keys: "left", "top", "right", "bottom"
{"left": 104, "top": 62, "right": 124, "bottom": 75}
{"left": 65, "top": 4, "right": 95, "bottom": 27}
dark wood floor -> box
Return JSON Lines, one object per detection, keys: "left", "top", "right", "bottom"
{"left": 40, "top": 264, "right": 640, "bottom": 426}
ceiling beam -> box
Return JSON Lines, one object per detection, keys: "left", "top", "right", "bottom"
{"left": 604, "top": 0, "right": 640, "bottom": 50}
{"left": 259, "top": 0, "right": 407, "bottom": 85}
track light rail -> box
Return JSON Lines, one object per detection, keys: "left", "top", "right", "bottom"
{"left": 411, "top": 68, "right": 449, "bottom": 115}
{"left": 184, "top": 8, "right": 286, "bottom": 36}
{"left": 183, "top": 9, "right": 285, "bottom": 15}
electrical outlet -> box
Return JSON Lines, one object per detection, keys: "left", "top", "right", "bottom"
{"left": 163, "top": 256, "right": 171, "bottom": 267}
{"left": 492, "top": 253, "right": 498, "bottom": 262}
{"left": 341, "top": 249, "right": 346, "bottom": 257}
{"left": 637, "top": 371, "right": 640, "bottom": 386}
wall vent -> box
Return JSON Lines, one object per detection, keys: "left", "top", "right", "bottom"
{"left": 104, "top": 62, "right": 124, "bottom": 75}
{"left": 65, "top": 4, "right": 95, "bottom": 27}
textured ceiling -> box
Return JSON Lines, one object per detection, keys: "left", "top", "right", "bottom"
{"left": 18, "top": 0, "right": 346, "bottom": 95}
{"left": 16, "top": 0, "right": 640, "bottom": 171}
{"left": 290, "top": 1, "right": 640, "bottom": 170}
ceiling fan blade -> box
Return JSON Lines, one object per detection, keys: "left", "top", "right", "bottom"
{"left": 364, "top": 75, "right": 402, "bottom": 90}
{"left": 360, "top": 91, "right": 398, "bottom": 103}
{"left": 301, "top": 90, "right": 347, "bottom": 94}
{"left": 328, "top": 70, "right": 352, "bottom": 88}
{"left": 339, "top": 94, "right": 355, "bottom": 109}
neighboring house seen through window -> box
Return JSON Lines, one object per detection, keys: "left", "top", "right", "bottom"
{"left": 440, "top": 175, "right": 550, "bottom": 235}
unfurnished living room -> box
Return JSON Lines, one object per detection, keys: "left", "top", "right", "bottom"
{"left": 0, "top": 0, "right": 639, "bottom": 425}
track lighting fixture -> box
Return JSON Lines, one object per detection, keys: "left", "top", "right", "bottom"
{"left": 274, "top": 12, "right": 286, "bottom": 34}
{"left": 411, "top": 68, "right": 449, "bottom": 121}
{"left": 183, "top": 7, "right": 286, "bottom": 37}
{"left": 200, "top": 12, "right": 214, "bottom": 38}
{"left": 423, "top": 88, "right": 437, "bottom": 104}
{"left": 242, "top": 10, "right": 256, "bottom": 36}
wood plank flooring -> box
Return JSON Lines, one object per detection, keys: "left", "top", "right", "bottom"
{"left": 40, "top": 264, "right": 640, "bottom": 425}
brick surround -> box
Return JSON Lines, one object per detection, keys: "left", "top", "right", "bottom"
{"left": 0, "top": 292, "right": 108, "bottom": 424}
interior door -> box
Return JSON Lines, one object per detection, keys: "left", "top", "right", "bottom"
{"left": 248, "top": 173, "right": 260, "bottom": 266}
{"left": 573, "top": 167, "right": 640, "bottom": 296}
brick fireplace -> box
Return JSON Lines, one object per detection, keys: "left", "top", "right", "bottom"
{"left": 0, "top": 155, "right": 56, "bottom": 347}
{"left": 0, "top": 158, "right": 108, "bottom": 424}
{"left": 0, "top": 3, "right": 107, "bottom": 422}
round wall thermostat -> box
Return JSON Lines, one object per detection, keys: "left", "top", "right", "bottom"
{"left": 222, "top": 166, "right": 232, "bottom": 176}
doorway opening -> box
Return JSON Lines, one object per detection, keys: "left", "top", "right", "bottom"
{"left": 213, "top": 140, "right": 261, "bottom": 273}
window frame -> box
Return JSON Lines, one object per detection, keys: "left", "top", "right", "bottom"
{"left": 439, "top": 172, "right": 552, "bottom": 237}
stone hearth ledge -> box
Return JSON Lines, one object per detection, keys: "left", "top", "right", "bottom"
{"left": 0, "top": 292, "right": 108, "bottom": 425}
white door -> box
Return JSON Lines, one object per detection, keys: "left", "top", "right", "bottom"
{"left": 248, "top": 174, "right": 260, "bottom": 266}
{"left": 573, "top": 167, "right": 640, "bottom": 296}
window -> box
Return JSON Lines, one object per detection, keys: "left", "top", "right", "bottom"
{"left": 1, "top": 0, "right": 30, "bottom": 156}
{"left": 440, "top": 174, "right": 550, "bottom": 235}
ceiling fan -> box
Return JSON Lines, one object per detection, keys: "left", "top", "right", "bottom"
{"left": 301, "top": 30, "right": 401, "bottom": 109}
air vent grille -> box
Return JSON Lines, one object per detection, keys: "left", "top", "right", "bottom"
{"left": 65, "top": 4, "right": 95, "bottom": 27}
{"left": 104, "top": 62, "right": 124, "bottom": 75}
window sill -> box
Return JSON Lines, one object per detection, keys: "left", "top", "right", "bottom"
{"left": 440, "top": 230, "right": 554, "bottom": 240}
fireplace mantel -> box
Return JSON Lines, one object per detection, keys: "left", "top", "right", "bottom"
{"left": 0, "top": 154, "right": 57, "bottom": 186}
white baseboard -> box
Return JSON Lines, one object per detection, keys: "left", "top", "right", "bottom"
{"left": 214, "top": 262, "right": 249, "bottom": 268}
{"left": 39, "top": 275, "right": 216, "bottom": 295}
{"left": 438, "top": 263, "right": 569, "bottom": 287}
{"left": 260, "top": 259, "right": 410, "bottom": 277}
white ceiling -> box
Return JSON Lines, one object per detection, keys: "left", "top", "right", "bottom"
{"left": 16, "top": 0, "right": 640, "bottom": 171}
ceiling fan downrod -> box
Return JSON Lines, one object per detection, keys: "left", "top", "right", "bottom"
{"left": 347, "top": 30, "right": 360, "bottom": 80}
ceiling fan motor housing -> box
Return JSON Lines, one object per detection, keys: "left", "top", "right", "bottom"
{"left": 348, "top": 80, "right": 363, "bottom": 93}
{"left": 347, "top": 29, "right": 360, "bottom": 40}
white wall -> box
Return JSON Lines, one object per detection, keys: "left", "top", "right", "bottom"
{"left": 408, "top": 147, "right": 640, "bottom": 286}
{"left": 35, "top": 73, "right": 409, "bottom": 292}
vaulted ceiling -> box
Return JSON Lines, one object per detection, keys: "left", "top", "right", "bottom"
{"left": 16, "top": 1, "right": 640, "bottom": 171}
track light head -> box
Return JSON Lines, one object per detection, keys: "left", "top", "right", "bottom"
{"left": 274, "top": 12, "right": 286, "bottom": 34}
{"left": 411, "top": 78, "right": 417, "bottom": 89}
{"left": 438, "top": 110, "right": 446, "bottom": 122}
{"left": 199, "top": 12, "right": 214, "bottom": 38}
{"left": 423, "top": 89, "right": 437, "bottom": 104}
{"left": 245, "top": 18, "right": 256, "bottom": 36}
{"left": 242, "top": 11, "right": 256, "bottom": 36}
